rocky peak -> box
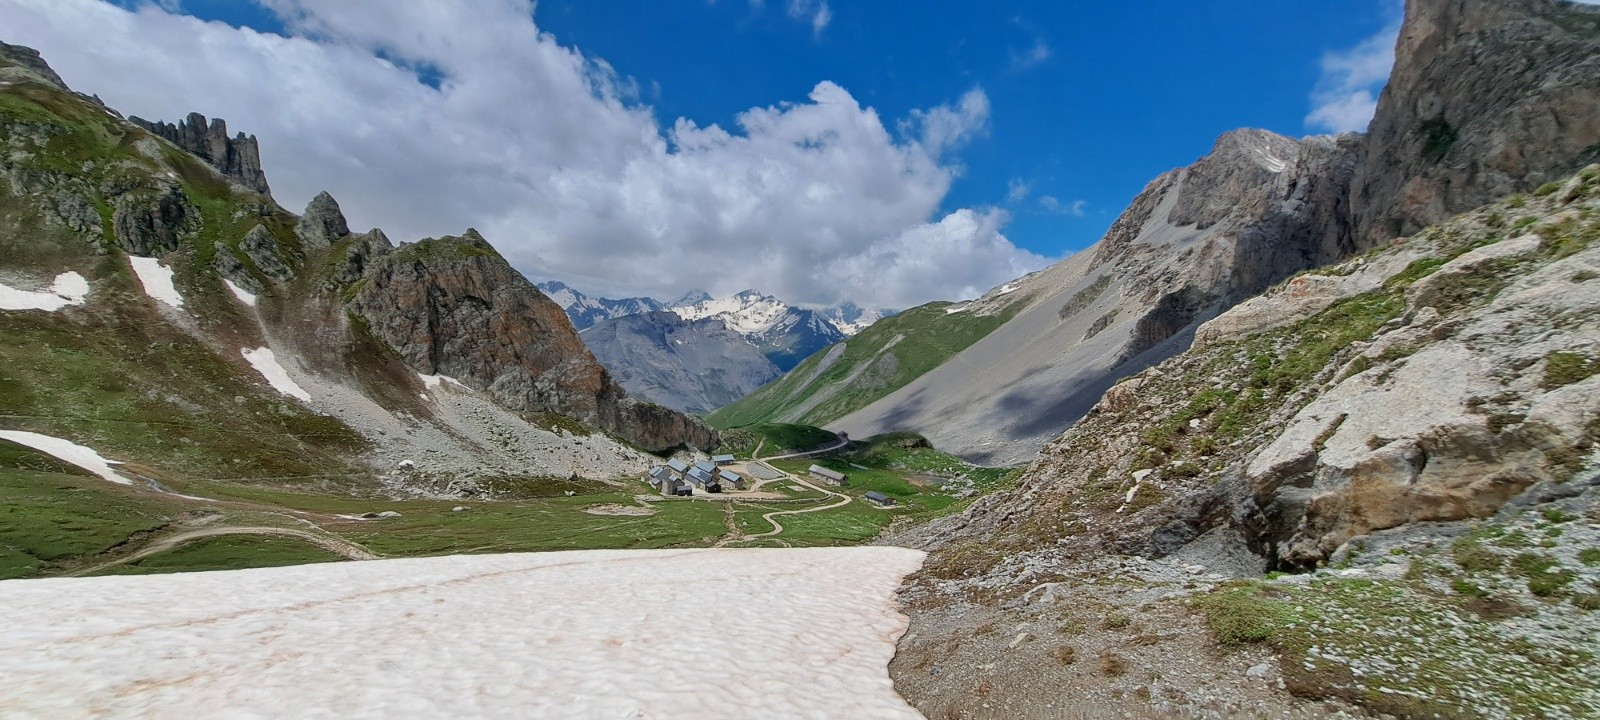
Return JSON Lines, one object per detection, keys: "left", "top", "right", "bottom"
{"left": 0, "top": 41, "right": 67, "bottom": 89}
{"left": 1353, "top": 0, "right": 1600, "bottom": 242}
{"left": 295, "top": 191, "right": 351, "bottom": 251}
{"left": 128, "top": 112, "right": 271, "bottom": 195}
{"left": 346, "top": 229, "right": 715, "bottom": 451}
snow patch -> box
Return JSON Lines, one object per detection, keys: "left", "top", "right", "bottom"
{"left": 128, "top": 256, "right": 184, "bottom": 309}
{"left": 0, "top": 271, "right": 89, "bottom": 311}
{"left": 996, "top": 282, "right": 1020, "bottom": 295}
{"left": 945, "top": 304, "right": 969, "bottom": 314}
{"left": 0, "top": 548, "right": 926, "bottom": 719}
{"left": 417, "top": 373, "right": 466, "bottom": 390}
{"left": 0, "top": 430, "right": 128, "bottom": 484}
{"left": 223, "top": 279, "right": 257, "bottom": 307}
{"left": 242, "top": 348, "right": 311, "bottom": 401}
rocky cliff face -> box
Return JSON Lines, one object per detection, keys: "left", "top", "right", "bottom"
{"left": 1352, "top": 0, "right": 1600, "bottom": 242}
{"left": 347, "top": 232, "right": 715, "bottom": 451}
{"left": 129, "top": 112, "right": 271, "bottom": 195}
{"left": 584, "top": 311, "right": 782, "bottom": 414}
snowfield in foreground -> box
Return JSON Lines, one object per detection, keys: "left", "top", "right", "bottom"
{"left": 0, "top": 547, "right": 926, "bottom": 719}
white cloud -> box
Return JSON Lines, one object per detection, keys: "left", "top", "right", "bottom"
{"left": 785, "top": 0, "right": 830, "bottom": 36}
{"left": 1305, "top": 1, "right": 1402, "bottom": 133}
{"left": 0, "top": 0, "right": 1048, "bottom": 309}
{"left": 1005, "top": 177, "right": 1029, "bottom": 203}
{"left": 1038, "top": 196, "right": 1085, "bottom": 217}
{"left": 1008, "top": 37, "right": 1051, "bottom": 72}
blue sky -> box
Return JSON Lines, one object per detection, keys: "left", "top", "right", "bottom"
{"left": 8, "top": 0, "right": 1399, "bottom": 307}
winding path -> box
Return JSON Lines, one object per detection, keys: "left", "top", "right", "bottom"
{"left": 72, "top": 526, "right": 379, "bottom": 576}
{"left": 720, "top": 434, "right": 853, "bottom": 545}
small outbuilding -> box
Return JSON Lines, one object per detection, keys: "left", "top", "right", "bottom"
{"left": 687, "top": 467, "right": 714, "bottom": 487}
{"left": 864, "top": 491, "right": 895, "bottom": 507}
{"left": 718, "top": 469, "right": 745, "bottom": 490}
{"left": 666, "top": 458, "right": 690, "bottom": 475}
{"left": 648, "top": 466, "right": 676, "bottom": 494}
{"left": 712, "top": 454, "right": 736, "bottom": 466}
{"left": 808, "top": 464, "right": 847, "bottom": 486}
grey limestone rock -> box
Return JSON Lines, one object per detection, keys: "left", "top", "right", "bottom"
{"left": 240, "top": 224, "right": 293, "bottom": 280}
{"left": 295, "top": 191, "right": 350, "bottom": 252}
{"left": 128, "top": 112, "right": 271, "bottom": 195}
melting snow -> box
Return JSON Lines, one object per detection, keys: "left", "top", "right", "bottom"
{"left": 128, "top": 256, "right": 184, "bottom": 309}
{"left": 417, "top": 373, "right": 466, "bottom": 390}
{"left": 242, "top": 347, "right": 312, "bottom": 401}
{"left": 996, "top": 283, "right": 1020, "bottom": 295}
{"left": 0, "top": 547, "right": 926, "bottom": 719}
{"left": 223, "top": 279, "right": 257, "bottom": 307}
{"left": 0, "top": 271, "right": 88, "bottom": 311}
{"left": 945, "top": 304, "right": 969, "bottom": 314}
{"left": 0, "top": 430, "right": 128, "bottom": 484}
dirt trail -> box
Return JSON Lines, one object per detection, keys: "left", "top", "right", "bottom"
{"left": 717, "top": 434, "right": 852, "bottom": 546}
{"left": 73, "top": 526, "right": 379, "bottom": 576}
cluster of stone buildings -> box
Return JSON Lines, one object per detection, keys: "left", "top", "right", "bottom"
{"left": 646, "top": 456, "right": 745, "bottom": 496}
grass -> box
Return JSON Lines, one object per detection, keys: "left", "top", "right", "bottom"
{"left": 715, "top": 423, "right": 837, "bottom": 458}
{"left": 708, "top": 298, "right": 1027, "bottom": 428}
{"left": 0, "top": 469, "right": 182, "bottom": 579}
{"left": 1543, "top": 351, "right": 1599, "bottom": 390}
{"left": 1195, "top": 584, "right": 1294, "bottom": 645}
{"left": 91, "top": 534, "right": 343, "bottom": 575}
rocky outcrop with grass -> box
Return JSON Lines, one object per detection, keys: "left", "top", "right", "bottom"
{"left": 832, "top": 0, "right": 1600, "bottom": 467}
{"left": 888, "top": 168, "right": 1600, "bottom": 718}
{"left": 0, "top": 44, "right": 709, "bottom": 495}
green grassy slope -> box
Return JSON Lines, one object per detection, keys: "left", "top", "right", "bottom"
{"left": 708, "top": 300, "right": 1025, "bottom": 428}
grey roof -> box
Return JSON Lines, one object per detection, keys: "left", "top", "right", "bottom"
{"left": 712, "top": 454, "right": 736, "bottom": 463}
{"left": 717, "top": 469, "right": 741, "bottom": 483}
{"left": 666, "top": 459, "right": 690, "bottom": 473}
{"left": 864, "top": 491, "right": 894, "bottom": 504}
{"left": 687, "top": 467, "right": 714, "bottom": 484}
{"left": 693, "top": 460, "right": 717, "bottom": 473}
{"left": 808, "top": 465, "right": 846, "bottom": 481}
{"left": 648, "top": 467, "right": 674, "bottom": 480}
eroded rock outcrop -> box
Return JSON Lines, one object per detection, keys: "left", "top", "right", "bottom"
{"left": 110, "top": 183, "right": 199, "bottom": 256}
{"left": 347, "top": 230, "right": 715, "bottom": 451}
{"left": 129, "top": 112, "right": 271, "bottom": 195}
{"left": 1353, "top": 0, "right": 1600, "bottom": 242}
{"left": 295, "top": 191, "right": 350, "bottom": 252}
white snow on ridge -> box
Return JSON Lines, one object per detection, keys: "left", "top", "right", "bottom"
{"left": 0, "top": 547, "right": 926, "bottom": 719}
{"left": 0, "top": 430, "right": 129, "bottom": 484}
{"left": 242, "top": 347, "right": 312, "bottom": 401}
{"left": 128, "top": 256, "right": 184, "bottom": 309}
{"left": 0, "top": 271, "right": 88, "bottom": 311}
{"left": 944, "top": 304, "right": 969, "bottom": 314}
{"left": 996, "top": 282, "right": 1020, "bottom": 296}
{"left": 223, "top": 279, "right": 257, "bottom": 307}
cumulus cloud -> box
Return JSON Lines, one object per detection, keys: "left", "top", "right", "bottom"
{"left": 0, "top": 0, "right": 1048, "bottom": 309}
{"left": 1305, "top": 1, "right": 1402, "bottom": 133}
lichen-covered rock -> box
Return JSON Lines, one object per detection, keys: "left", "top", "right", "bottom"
{"left": 239, "top": 224, "right": 292, "bottom": 280}
{"left": 347, "top": 229, "right": 715, "bottom": 451}
{"left": 110, "top": 184, "right": 198, "bottom": 256}
{"left": 212, "top": 245, "right": 263, "bottom": 294}
{"left": 295, "top": 191, "right": 350, "bottom": 252}
{"left": 326, "top": 228, "right": 393, "bottom": 290}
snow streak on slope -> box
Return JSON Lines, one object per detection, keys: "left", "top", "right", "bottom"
{"left": 0, "top": 430, "right": 128, "bottom": 484}
{"left": 0, "top": 547, "right": 926, "bottom": 719}
{"left": 128, "top": 256, "right": 184, "bottom": 308}
{"left": 223, "top": 279, "right": 256, "bottom": 307}
{"left": 0, "top": 271, "right": 87, "bottom": 311}
{"left": 241, "top": 347, "right": 311, "bottom": 401}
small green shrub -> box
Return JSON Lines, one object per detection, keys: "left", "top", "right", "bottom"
{"left": 1577, "top": 548, "right": 1600, "bottom": 567}
{"left": 1543, "top": 351, "right": 1599, "bottom": 390}
{"left": 1451, "top": 578, "right": 1490, "bottom": 597}
{"left": 1197, "top": 586, "right": 1293, "bottom": 645}
{"left": 1507, "top": 194, "right": 1527, "bottom": 209}
{"left": 1453, "top": 538, "right": 1502, "bottom": 573}
{"left": 1534, "top": 181, "right": 1562, "bottom": 197}
{"left": 1102, "top": 611, "right": 1131, "bottom": 629}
